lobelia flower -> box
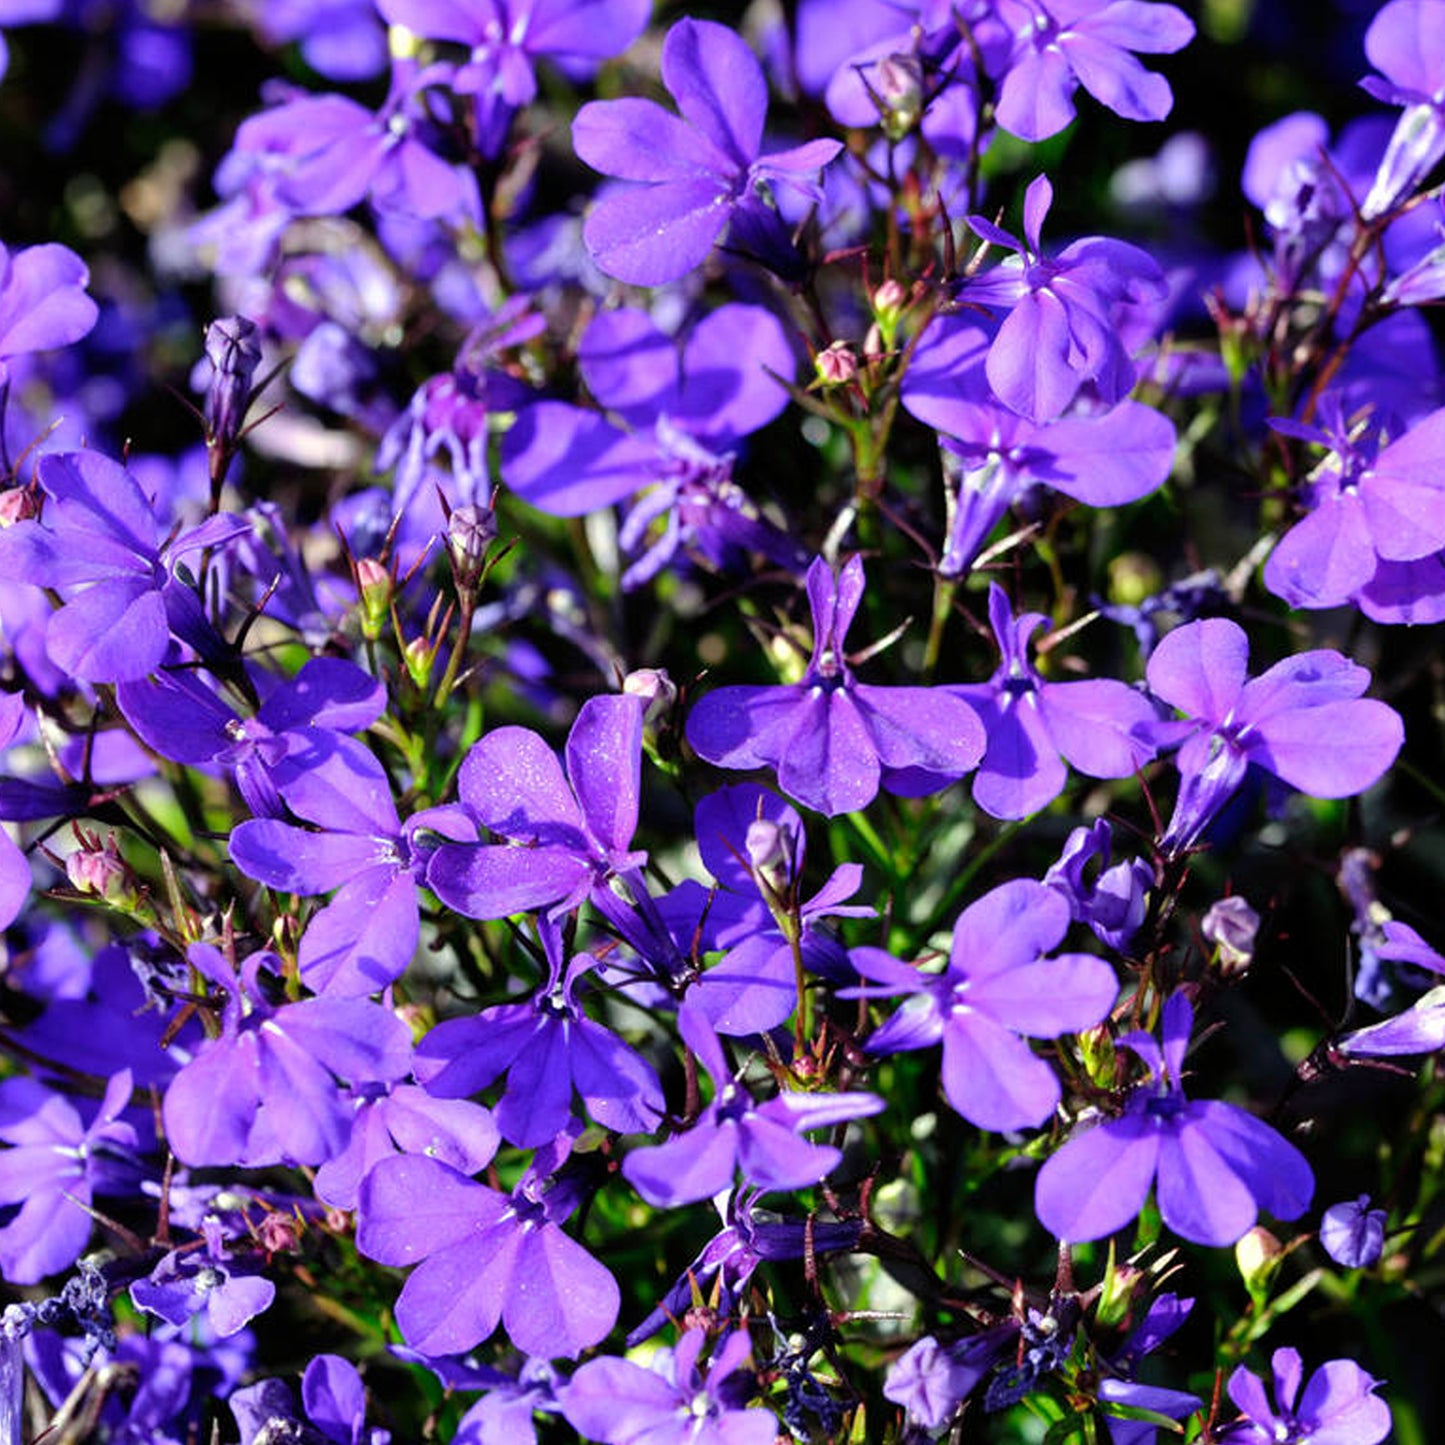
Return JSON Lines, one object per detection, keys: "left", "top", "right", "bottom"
{"left": 502, "top": 304, "right": 808, "bottom": 589}
{"left": 447, "top": 1356, "right": 562, "bottom": 1445}
{"left": 1144, "top": 618, "right": 1405, "bottom": 855}
{"left": 0, "top": 449, "right": 247, "bottom": 683}
{"left": 231, "top": 1354, "right": 390, "bottom": 1445}
{"left": 1043, "top": 819, "right": 1153, "bottom": 953}
{"left": 377, "top": 298, "right": 542, "bottom": 519}
{"left": 0, "top": 239, "right": 98, "bottom": 389}
{"left": 1098, "top": 1292, "right": 1201, "bottom": 1445}
{"left": 1262, "top": 399, "right": 1445, "bottom": 612}
{"left": 849, "top": 879, "right": 1118, "bottom": 1131}
{"left": 131, "top": 1216, "right": 276, "bottom": 1339}
{"left": 685, "top": 555, "right": 986, "bottom": 818}
{"left": 230, "top": 733, "right": 473, "bottom": 995}
{"left": 355, "top": 1131, "right": 619, "bottom": 1358}
{"left": 957, "top": 174, "right": 1167, "bottom": 422}
{"left": 883, "top": 1327, "right": 1019, "bottom": 1432}
{"left": 572, "top": 17, "right": 843, "bottom": 284}
{"left": 1215, "top": 1348, "right": 1391, "bottom": 1445}
{"left": 117, "top": 656, "right": 385, "bottom": 822}
{"left": 162, "top": 943, "right": 413, "bottom": 1168}
{"left": 1359, "top": 0, "right": 1445, "bottom": 219}
{"left": 658, "top": 783, "right": 871, "bottom": 1036}
{"left": 1320, "top": 1196, "right": 1388, "bottom": 1269}
{"left": 377, "top": 0, "right": 651, "bottom": 158}
{"left": 413, "top": 917, "right": 663, "bottom": 1148}
{"left": 1035, "top": 993, "right": 1313, "bottom": 1247}
{"left": 312, "top": 1082, "right": 500, "bottom": 1212}
{"left": 621, "top": 1005, "right": 884, "bottom": 1208}
{"left": 224, "top": 66, "right": 475, "bottom": 229}
{"left": 562, "top": 1328, "right": 778, "bottom": 1445}
{"left": 626, "top": 1186, "right": 862, "bottom": 1346}
{"left": 0, "top": 1069, "right": 143, "bottom": 1284}
{"left": 900, "top": 314, "right": 1177, "bottom": 576}
{"left": 947, "top": 583, "right": 1161, "bottom": 821}
{"left": 426, "top": 692, "right": 656, "bottom": 923}
{"left": 990, "top": 0, "right": 1195, "bottom": 143}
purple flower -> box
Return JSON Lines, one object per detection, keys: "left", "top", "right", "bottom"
{"left": 1035, "top": 993, "right": 1313, "bottom": 1246}
{"left": 312, "top": 1083, "right": 500, "bottom": 1213}
{"left": 959, "top": 174, "right": 1166, "bottom": 421}
{"left": 1144, "top": 619, "right": 1404, "bottom": 854}
{"left": 1340, "top": 982, "right": 1445, "bottom": 1056}
{"left": 356, "top": 1136, "right": 619, "bottom": 1358}
{"left": 850, "top": 879, "right": 1118, "bottom": 1132}
{"left": 230, "top": 735, "right": 467, "bottom": 995}
{"left": 426, "top": 693, "right": 650, "bottom": 921}
{"left": 378, "top": 0, "right": 651, "bottom": 157}
{"left": 562, "top": 1328, "right": 778, "bottom": 1445}
{"left": 991, "top": 0, "right": 1195, "bottom": 143}
{"left": 949, "top": 584, "right": 1161, "bottom": 821}
{"left": 162, "top": 944, "right": 413, "bottom": 1168}
{"left": 131, "top": 1217, "right": 276, "bottom": 1339}
{"left": 0, "top": 449, "right": 247, "bottom": 682}
{"left": 1043, "top": 820, "right": 1153, "bottom": 952}
{"left": 686, "top": 555, "right": 986, "bottom": 817}
{"left": 1360, "top": 0, "right": 1445, "bottom": 218}
{"left": 659, "top": 783, "right": 872, "bottom": 1036}
{"left": 1320, "top": 1196, "right": 1388, "bottom": 1269}
{"left": 1263, "top": 402, "right": 1445, "bottom": 611}
{"left": 901, "top": 314, "right": 1176, "bottom": 576}
{"left": 414, "top": 918, "right": 663, "bottom": 1148}
{"left": 0, "top": 1070, "right": 141, "bottom": 1284}
{"left": 1216, "top": 1348, "right": 1391, "bottom": 1445}
{"left": 572, "top": 17, "right": 842, "bottom": 284}
{"left": 883, "top": 1328, "right": 1017, "bottom": 1431}
{"left": 0, "top": 240, "right": 98, "bottom": 385}
{"left": 502, "top": 304, "right": 806, "bottom": 588}
{"left": 117, "top": 656, "right": 385, "bottom": 822}
{"left": 626, "top": 1186, "right": 861, "bottom": 1346}
{"left": 621, "top": 1005, "right": 883, "bottom": 1207}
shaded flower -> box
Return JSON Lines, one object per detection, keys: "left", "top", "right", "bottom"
{"left": 1320, "top": 1196, "right": 1387, "bottom": 1269}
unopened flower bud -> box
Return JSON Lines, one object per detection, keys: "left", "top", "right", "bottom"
{"left": 1235, "top": 1226, "right": 1282, "bottom": 1294}
{"left": 67, "top": 836, "right": 133, "bottom": 904}
{"left": 746, "top": 817, "right": 793, "bottom": 898}
{"left": 403, "top": 634, "right": 437, "bottom": 690}
{"left": 873, "top": 279, "right": 908, "bottom": 325}
{"left": 1077, "top": 1023, "right": 1117, "bottom": 1090}
{"left": 202, "top": 315, "right": 262, "bottom": 450}
{"left": 1202, "top": 895, "right": 1260, "bottom": 975}
{"left": 0, "top": 487, "right": 37, "bottom": 526}
{"left": 815, "top": 340, "right": 858, "bottom": 386}
{"left": 355, "top": 557, "right": 392, "bottom": 641}
{"left": 623, "top": 667, "right": 676, "bottom": 725}
{"left": 874, "top": 51, "right": 924, "bottom": 139}
{"left": 447, "top": 502, "right": 498, "bottom": 593}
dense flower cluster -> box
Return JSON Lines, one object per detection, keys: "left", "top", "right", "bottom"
{"left": 0, "top": 0, "right": 1441, "bottom": 1441}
